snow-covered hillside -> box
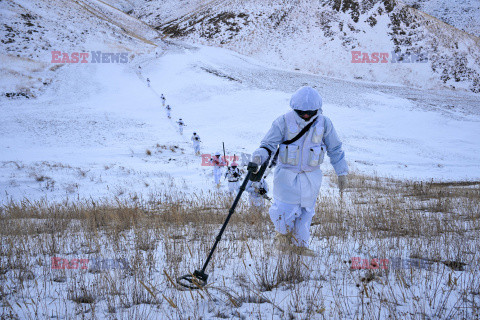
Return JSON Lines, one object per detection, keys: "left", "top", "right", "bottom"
{"left": 402, "top": 0, "right": 480, "bottom": 37}
{"left": 128, "top": 0, "right": 212, "bottom": 25}
{"left": 1, "top": 40, "right": 480, "bottom": 204}
{"left": 1, "top": 0, "right": 480, "bottom": 204}
{"left": 152, "top": 0, "right": 480, "bottom": 93}
{"left": 0, "top": 0, "right": 159, "bottom": 98}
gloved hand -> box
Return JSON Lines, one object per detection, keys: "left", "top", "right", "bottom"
{"left": 251, "top": 148, "right": 269, "bottom": 166}
{"left": 338, "top": 175, "right": 348, "bottom": 192}
{"left": 258, "top": 188, "right": 267, "bottom": 195}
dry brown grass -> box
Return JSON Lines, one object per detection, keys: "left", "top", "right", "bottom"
{"left": 0, "top": 171, "right": 479, "bottom": 319}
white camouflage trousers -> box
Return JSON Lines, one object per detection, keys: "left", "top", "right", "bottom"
{"left": 193, "top": 143, "right": 200, "bottom": 154}
{"left": 269, "top": 200, "right": 315, "bottom": 247}
{"left": 214, "top": 170, "right": 222, "bottom": 185}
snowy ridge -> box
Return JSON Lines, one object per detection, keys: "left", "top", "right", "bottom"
{"left": 401, "top": 0, "right": 480, "bottom": 37}
{"left": 155, "top": 0, "right": 480, "bottom": 93}
{"left": 128, "top": 0, "right": 216, "bottom": 27}
{"left": 0, "top": 0, "right": 158, "bottom": 97}
{"left": 72, "top": 0, "right": 160, "bottom": 45}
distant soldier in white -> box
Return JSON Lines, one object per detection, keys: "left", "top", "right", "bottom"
{"left": 147, "top": 78, "right": 150, "bottom": 87}
{"left": 191, "top": 132, "right": 201, "bottom": 155}
{"left": 166, "top": 104, "right": 172, "bottom": 119}
{"left": 161, "top": 94, "right": 166, "bottom": 107}
{"left": 210, "top": 152, "right": 226, "bottom": 188}
{"left": 225, "top": 162, "right": 242, "bottom": 194}
{"left": 246, "top": 178, "right": 269, "bottom": 207}
{"left": 176, "top": 118, "right": 186, "bottom": 135}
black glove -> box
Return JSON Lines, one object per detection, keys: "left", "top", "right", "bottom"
{"left": 247, "top": 162, "right": 259, "bottom": 173}
{"left": 258, "top": 188, "right": 267, "bottom": 195}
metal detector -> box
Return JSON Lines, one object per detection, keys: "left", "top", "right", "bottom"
{"left": 176, "top": 160, "right": 265, "bottom": 289}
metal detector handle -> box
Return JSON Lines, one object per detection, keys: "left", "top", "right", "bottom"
{"left": 248, "top": 161, "right": 268, "bottom": 182}
{"left": 248, "top": 151, "right": 271, "bottom": 182}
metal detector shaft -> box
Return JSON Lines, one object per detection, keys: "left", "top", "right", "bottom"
{"left": 222, "top": 142, "right": 228, "bottom": 166}
{"left": 199, "top": 171, "right": 252, "bottom": 275}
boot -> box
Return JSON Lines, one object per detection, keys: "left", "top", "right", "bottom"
{"left": 274, "top": 232, "right": 291, "bottom": 251}
{"left": 293, "top": 246, "right": 317, "bottom": 257}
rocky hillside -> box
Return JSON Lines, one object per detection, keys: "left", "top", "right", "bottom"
{"left": 150, "top": 0, "right": 480, "bottom": 93}
{"left": 127, "top": 0, "right": 210, "bottom": 26}
{"left": 402, "top": 0, "right": 480, "bottom": 37}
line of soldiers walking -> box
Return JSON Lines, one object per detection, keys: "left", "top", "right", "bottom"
{"left": 158, "top": 89, "right": 267, "bottom": 207}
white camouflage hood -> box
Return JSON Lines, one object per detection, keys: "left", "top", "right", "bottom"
{"left": 289, "top": 86, "right": 323, "bottom": 112}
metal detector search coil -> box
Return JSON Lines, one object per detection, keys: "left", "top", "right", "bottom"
{"left": 176, "top": 170, "right": 255, "bottom": 289}
{"left": 176, "top": 270, "right": 208, "bottom": 290}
